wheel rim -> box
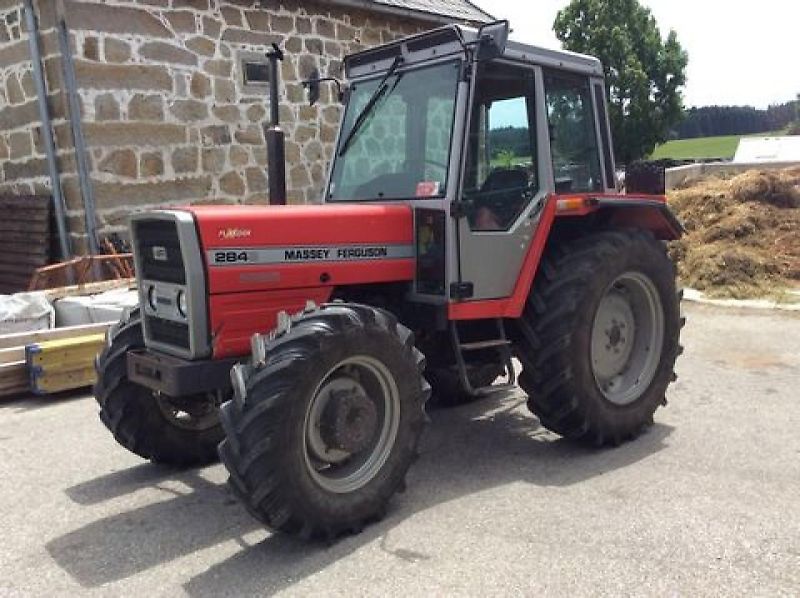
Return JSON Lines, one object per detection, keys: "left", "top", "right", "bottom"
{"left": 590, "top": 272, "right": 665, "bottom": 406}
{"left": 154, "top": 391, "right": 222, "bottom": 431}
{"left": 303, "top": 355, "right": 400, "bottom": 494}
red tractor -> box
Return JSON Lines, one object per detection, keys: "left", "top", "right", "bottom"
{"left": 95, "top": 22, "right": 683, "bottom": 539}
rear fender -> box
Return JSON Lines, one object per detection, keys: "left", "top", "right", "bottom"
{"left": 555, "top": 195, "right": 683, "bottom": 240}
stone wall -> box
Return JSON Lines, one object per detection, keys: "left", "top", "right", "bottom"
{"left": 0, "top": 0, "right": 84, "bottom": 254}
{"left": 23, "top": 0, "right": 427, "bottom": 248}
{"left": 0, "top": 0, "right": 44, "bottom": 196}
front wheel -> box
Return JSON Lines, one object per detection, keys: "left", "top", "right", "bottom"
{"left": 94, "top": 308, "right": 224, "bottom": 466}
{"left": 515, "top": 230, "right": 683, "bottom": 445}
{"left": 218, "top": 303, "right": 430, "bottom": 539}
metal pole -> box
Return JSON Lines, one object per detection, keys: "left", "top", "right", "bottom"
{"left": 265, "top": 44, "right": 286, "bottom": 205}
{"left": 57, "top": 16, "right": 100, "bottom": 256}
{"left": 23, "top": 0, "right": 71, "bottom": 260}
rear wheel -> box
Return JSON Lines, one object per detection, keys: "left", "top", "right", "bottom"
{"left": 218, "top": 303, "right": 430, "bottom": 539}
{"left": 515, "top": 230, "right": 683, "bottom": 445}
{"left": 94, "top": 308, "right": 224, "bottom": 466}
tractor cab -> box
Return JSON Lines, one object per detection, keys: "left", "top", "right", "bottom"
{"left": 322, "top": 22, "right": 619, "bottom": 302}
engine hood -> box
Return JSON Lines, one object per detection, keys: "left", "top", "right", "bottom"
{"left": 181, "top": 203, "right": 415, "bottom": 295}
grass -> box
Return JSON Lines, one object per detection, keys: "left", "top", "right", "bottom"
{"left": 489, "top": 156, "right": 532, "bottom": 168}
{"left": 651, "top": 130, "right": 788, "bottom": 161}
{"left": 650, "top": 135, "right": 742, "bottom": 160}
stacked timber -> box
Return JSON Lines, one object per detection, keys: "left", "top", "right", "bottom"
{"left": 26, "top": 333, "right": 106, "bottom": 394}
{"left": 0, "top": 352, "right": 28, "bottom": 397}
{"left": 0, "top": 322, "right": 111, "bottom": 399}
{"left": 0, "top": 195, "right": 51, "bottom": 294}
{"left": 0, "top": 279, "right": 137, "bottom": 399}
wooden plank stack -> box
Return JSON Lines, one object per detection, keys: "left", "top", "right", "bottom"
{"left": 0, "top": 279, "right": 137, "bottom": 399}
{"left": 26, "top": 333, "right": 106, "bottom": 395}
{"left": 0, "top": 322, "right": 112, "bottom": 399}
{"left": 0, "top": 195, "right": 51, "bottom": 294}
{"left": 0, "top": 360, "right": 28, "bottom": 397}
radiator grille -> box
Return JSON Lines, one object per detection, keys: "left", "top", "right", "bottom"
{"left": 134, "top": 220, "right": 186, "bottom": 285}
{"left": 146, "top": 316, "right": 190, "bottom": 350}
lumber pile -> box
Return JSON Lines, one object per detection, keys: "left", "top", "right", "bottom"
{"left": 0, "top": 360, "right": 28, "bottom": 397}
{"left": 0, "top": 265, "right": 137, "bottom": 399}
{"left": 0, "top": 321, "right": 112, "bottom": 399}
{"left": 0, "top": 195, "right": 51, "bottom": 294}
{"left": 27, "top": 333, "right": 106, "bottom": 395}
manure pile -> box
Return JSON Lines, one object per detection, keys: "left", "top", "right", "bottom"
{"left": 667, "top": 167, "right": 800, "bottom": 298}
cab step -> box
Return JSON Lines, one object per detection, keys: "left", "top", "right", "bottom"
{"left": 450, "top": 318, "right": 516, "bottom": 397}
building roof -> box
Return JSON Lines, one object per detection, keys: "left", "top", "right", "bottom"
{"left": 375, "top": 0, "right": 493, "bottom": 22}
{"left": 327, "top": 0, "right": 494, "bottom": 25}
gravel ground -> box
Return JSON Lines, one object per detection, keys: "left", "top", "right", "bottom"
{"left": 0, "top": 302, "right": 798, "bottom": 597}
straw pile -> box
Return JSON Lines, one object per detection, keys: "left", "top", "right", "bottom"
{"left": 667, "top": 167, "right": 800, "bottom": 298}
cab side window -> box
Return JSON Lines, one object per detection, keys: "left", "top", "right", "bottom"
{"left": 544, "top": 71, "right": 603, "bottom": 193}
{"left": 463, "top": 64, "right": 537, "bottom": 231}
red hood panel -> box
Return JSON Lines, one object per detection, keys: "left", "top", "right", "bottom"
{"left": 181, "top": 204, "right": 415, "bottom": 295}
{"left": 186, "top": 204, "right": 413, "bottom": 247}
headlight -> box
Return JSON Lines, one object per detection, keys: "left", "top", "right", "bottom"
{"left": 176, "top": 290, "right": 188, "bottom": 317}
{"left": 146, "top": 285, "right": 157, "bottom": 310}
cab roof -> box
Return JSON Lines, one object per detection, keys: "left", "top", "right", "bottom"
{"left": 344, "top": 24, "right": 604, "bottom": 80}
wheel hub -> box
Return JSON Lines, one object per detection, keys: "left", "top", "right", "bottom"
{"left": 319, "top": 385, "right": 378, "bottom": 454}
{"left": 590, "top": 272, "right": 665, "bottom": 406}
{"left": 592, "top": 293, "right": 635, "bottom": 381}
{"left": 304, "top": 356, "right": 400, "bottom": 494}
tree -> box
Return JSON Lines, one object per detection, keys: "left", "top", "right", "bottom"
{"left": 554, "top": 0, "right": 688, "bottom": 163}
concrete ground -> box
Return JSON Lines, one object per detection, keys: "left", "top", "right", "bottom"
{"left": 0, "top": 302, "right": 798, "bottom": 597}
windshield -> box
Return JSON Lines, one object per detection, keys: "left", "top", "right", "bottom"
{"left": 328, "top": 60, "right": 461, "bottom": 201}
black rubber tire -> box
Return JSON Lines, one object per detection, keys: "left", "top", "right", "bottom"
{"left": 515, "top": 229, "right": 684, "bottom": 446}
{"left": 218, "top": 303, "right": 430, "bottom": 540}
{"left": 94, "top": 308, "right": 224, "bottom": 466}
{"left": 426, "top": 363, "right": 504, "bottom": 408}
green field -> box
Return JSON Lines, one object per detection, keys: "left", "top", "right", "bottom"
{"left": 650, "top": 135, "right": 742, "bottom": 160}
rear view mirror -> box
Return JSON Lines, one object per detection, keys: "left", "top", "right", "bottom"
{"left": 476, "top": 20, "right": 510, "bottom": 61}
{"left": 304, "top": 67, "right": 321, "bottom": 106}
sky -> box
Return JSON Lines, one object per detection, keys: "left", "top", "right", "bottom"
{"left": 472, "top": 0, "right": 800, "bottom": 109}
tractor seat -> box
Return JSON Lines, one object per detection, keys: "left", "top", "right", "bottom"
{"left": 471, "top": 168, "right": 529, "bottom": 230}
{"left": 480, "top": 168, "right": 528, "bottom": 194}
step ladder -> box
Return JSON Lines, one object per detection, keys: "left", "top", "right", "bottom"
{"left": 450, "top": 318, "right": 517, "bottom": 397}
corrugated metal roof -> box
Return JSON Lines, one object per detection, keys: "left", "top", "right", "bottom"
{"left": 372, "top": 0, "right": 494, "bottom": 23}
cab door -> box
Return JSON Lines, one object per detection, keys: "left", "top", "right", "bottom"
{"left": 454, "top": 61, "right": 551, "bottom": 301}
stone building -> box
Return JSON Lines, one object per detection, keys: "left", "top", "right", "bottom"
{"left": 0, "top": 0, "right": 491, "bottom": 255}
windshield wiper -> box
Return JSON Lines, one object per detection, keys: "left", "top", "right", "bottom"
{"left": 338, "top": 56, "right": 404, "bottom": 157}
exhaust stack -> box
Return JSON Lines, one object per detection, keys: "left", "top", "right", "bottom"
{"left": 265, "top": 43, "right": 286, "bottom": 205}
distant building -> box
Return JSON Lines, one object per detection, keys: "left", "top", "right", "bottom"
{"left": 0, "top": 0, "right": 492, "bottom": 253}
{"left": 734, "top": 136, "right": 800, "bottom": 163}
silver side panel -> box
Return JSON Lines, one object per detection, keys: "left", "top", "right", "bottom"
{"left": 455, "top": 63, "right": 553, "bottom": 301}
{"left": 130, "top": 210, "right": 211, "bottom": 360}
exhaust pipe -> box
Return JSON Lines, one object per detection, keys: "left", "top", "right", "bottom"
{"left": 265, "top": 43, "right": 286, "bottom": 206}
